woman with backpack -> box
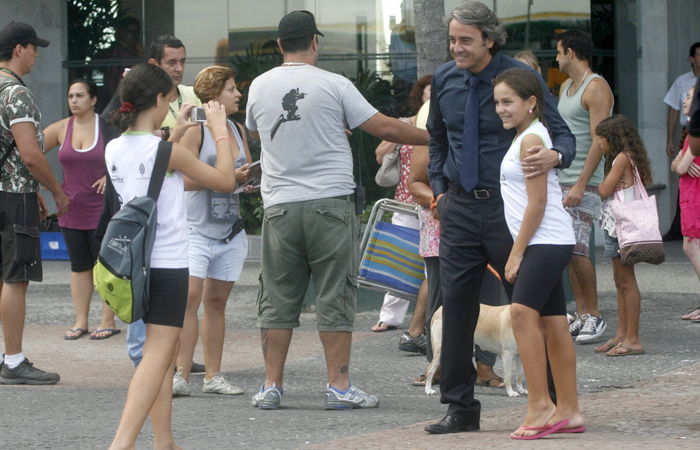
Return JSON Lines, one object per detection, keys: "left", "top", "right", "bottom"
{"left": 105, "top": 62, "right": 237, "bottom": 450}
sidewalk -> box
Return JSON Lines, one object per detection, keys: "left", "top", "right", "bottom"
{"left": 1, "top": 242, "right": 699, "bottom": 449}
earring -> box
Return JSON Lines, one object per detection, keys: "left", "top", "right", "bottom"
{"left": 528, "top": 109, "right": 533, "bottom": 114}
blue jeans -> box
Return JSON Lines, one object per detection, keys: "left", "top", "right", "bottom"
{"left": 126, "top": 319, "right": 146, "bottom": 367}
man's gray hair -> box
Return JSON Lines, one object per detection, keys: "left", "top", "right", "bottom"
{"left": 446, "top": 1, "right": 507, "bottom": 53}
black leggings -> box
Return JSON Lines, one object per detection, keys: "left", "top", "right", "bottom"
{"left": 511, "top": 244, "right": 574, "bottom": 316}
{"left": 61, "top": 227, "right": 100, "bottom": 272}
{"left": 142, "top": 268, "right": 189, "bottom": 328}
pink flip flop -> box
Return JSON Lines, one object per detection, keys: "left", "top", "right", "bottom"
{"left": 555, "top": 425, "right": 586, "bottom": 434}
{"left": 511, "top": 419, "right": 569, "bottom": 440}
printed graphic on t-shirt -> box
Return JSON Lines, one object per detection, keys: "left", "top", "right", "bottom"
{"left": 211, "top": 191, "right": 237, "bottom": 221}
{"left": 271, "top": 88, "right": 307, "bottom": 141}
{"left": 109, "top": 161, "right": 124, "bottom": 185}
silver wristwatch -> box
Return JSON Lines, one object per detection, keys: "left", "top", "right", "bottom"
{"left": 556, "top": 151, "right": 563, "bottom": 168}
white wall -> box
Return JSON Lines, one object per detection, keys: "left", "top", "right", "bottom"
{"left": 637, "top": 1, "right": 670, "bottom": 233}
{"left": 1, "top": 0, "right": 67, "bottom": 214}
{"left": 661, "top": 0, "right": 700, "bottom": 234}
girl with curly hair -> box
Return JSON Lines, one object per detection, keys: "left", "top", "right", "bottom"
{"left": 596, "top": 114, "right": 653, "bottom": 356}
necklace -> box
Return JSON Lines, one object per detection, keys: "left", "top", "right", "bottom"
{"left": 281, "top": 62, "right": 310, "bottom": 67}
{"left": 0, "top": 67, "right": 25, "bottom": 86}
{"left": 567, "top": 68, "right": 591, "bottom": 97}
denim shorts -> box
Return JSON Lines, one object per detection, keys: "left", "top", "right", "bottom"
{"left": 603, "top": 229, "right": 621, "bottom": 259}
{"left": 188, "top": 227, "right": 248, "bottom": 282}
{"left": 560, "top": 185, "right": 600, "bottom": 257}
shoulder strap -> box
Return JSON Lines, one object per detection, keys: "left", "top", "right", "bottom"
{"left": 230, "top": 120, "right": 242, "bottom": 141}
{"left": 198, "top": 123, "right": 205, "bottom": 154}
{"left": 614, "top": 152, "right": 647, "bottom": 202}
{"left": 147, "top": 141, "right": 173, "bottom": 201}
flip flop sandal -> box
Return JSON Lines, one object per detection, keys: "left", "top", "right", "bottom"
{"left": 475, "top": 376, "right": 505, "bottom": 388}
{"left": 594, "top": 338, "right": 618, "bottom": 353}
{"left": 371, "top": 321, "right": 397, "bottom": 333}
{"left": 90, "top": 328, "right": 122, "bottom": 340}
{"left": 64, "top": 328, "right": 89, "bottom": 340}
{"left": 682, "top": 306, "right": 700, "bottom": 320}
{"left": 511, "top": 419, "right": 569, "bottom": 440}
{"left": 606, "top": 342, "right": 645, "bottom": 356}
{"left": 412, "top": 374, "right": 427, "bottom": 386}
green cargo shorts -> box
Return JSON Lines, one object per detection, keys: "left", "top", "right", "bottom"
{"left": 256, "top": 196, "right": 359, "bottom": 332}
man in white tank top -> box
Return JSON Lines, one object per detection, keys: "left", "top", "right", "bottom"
{"left": 555, "top": 30, "right": 614, "bottom": 344}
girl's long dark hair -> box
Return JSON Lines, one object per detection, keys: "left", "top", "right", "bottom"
{"left": 596, "top": 115, "right": 653, "bottom": 186}
{"left": 108, "top": 63, "right": 173, "bottom": 132}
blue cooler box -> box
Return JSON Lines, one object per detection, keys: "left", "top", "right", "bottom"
{"left": 40, "top": 231, "right": 70, "bottom": 260}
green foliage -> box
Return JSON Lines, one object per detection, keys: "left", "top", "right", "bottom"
{"left": 345, "top": 69, "right": 402, "bottom": 216}
{"left": 67, "top": 0, "right": 124, "bottom": 79}
{"left": 230, "top": 44, "right": 283, "bottom": 234}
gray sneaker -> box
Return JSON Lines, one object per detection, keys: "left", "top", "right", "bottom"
{"left": 252, "top": 383, "right": 283, "bottom": 409}
{"left": 172, "top": 368, "right": 191, "bottom": 396}
{"left": 576, "top": 315, "right": 607, "bottom": 343}
{"left": 398, "top": 332, "right": 427, "bottom": 354}
{"left": 325, "top": 383, "right": 379, "bottom": 409}
{"left": 203, "top": 373, "right": 244, "bottom": 395}
{"left": 0, "top": 358, "right": 60, "bottom": 385}
{"left": 569, "top": 313, "right": 589, "bottom": 338}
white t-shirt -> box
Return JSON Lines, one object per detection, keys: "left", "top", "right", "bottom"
{"left": 500, "top": 120, "right": 575, "bottom": 246}
{"left": 246, "top": 65, "right": 378, "bottom": 208}
{"left": 105, "top": 133, "right": 188, "bottom": 269}
{"left": 664, "top": 70, "right": 697, "bottom": 127}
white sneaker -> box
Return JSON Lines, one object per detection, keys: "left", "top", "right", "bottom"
{"left": 172, "top": 367, "right": 191, "bottom": 396}
{"left": 569, "top": 313, "right": 589, "bottom": 338}
{"left": 576, "top": 315, "right": 607, "bottom": 343}
{"left": 252, "top": 382, "right": 283, "bottom": 409}
{"left": 325, "top": 383, "right": 379, "bottom": 409}
{"left": 203, "top": 373, "right": 244, "bottom": 395}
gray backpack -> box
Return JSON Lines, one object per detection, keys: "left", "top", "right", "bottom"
{"left": 94, "top": 141, "right": 172, "bottom": 323}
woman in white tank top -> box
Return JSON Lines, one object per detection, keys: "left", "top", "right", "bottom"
{"left": 105, "top": 63, "right": 238, "bottom": 450}
{"left": 494, "top": 69, "right": 584, "bottom": 439}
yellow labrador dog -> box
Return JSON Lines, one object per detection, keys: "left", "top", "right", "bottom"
{"left": 425, "top": 304, "right": 527, "bottom": 398}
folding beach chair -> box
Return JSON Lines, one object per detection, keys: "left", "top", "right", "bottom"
{"left": 358, "top": 199, "right": 424, "bottom": 301}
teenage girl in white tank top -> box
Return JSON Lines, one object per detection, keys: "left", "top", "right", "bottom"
{"left": 494, "top": 68, "right": 584, "bottom": 439}
{"left": 105, "top": 63, "right": 237, "bottom": 450}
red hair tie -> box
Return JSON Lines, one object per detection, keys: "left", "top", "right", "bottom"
{"left": 118, "top": 102, "right": 135, "bottom": 113}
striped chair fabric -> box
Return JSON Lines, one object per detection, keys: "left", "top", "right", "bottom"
{"left": 359, "top": 221, "right": 425, "bottom": 297}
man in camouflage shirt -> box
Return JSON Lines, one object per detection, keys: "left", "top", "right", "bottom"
{"left": 0, "top": 22, "right": 68, "bottom": 385}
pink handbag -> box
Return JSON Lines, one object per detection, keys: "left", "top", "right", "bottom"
{"left": 610, "top": 160, "right": 665, "bottom": 266}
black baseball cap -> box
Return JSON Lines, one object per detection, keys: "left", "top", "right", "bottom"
{"left": 0, "top": 22, "right": 50, "bottom": 51}
{"left": 278, "top": 11, "right": 325, "bottom": 40}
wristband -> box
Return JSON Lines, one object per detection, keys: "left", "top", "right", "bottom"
{"left": 160, "top": 127, "right": 170, "bottom": 141}
{"left": 215, "top": 136, "right": 231, "bottom": 146}
{"left": 430, "top": 197, "right": 438, "bottom": 212}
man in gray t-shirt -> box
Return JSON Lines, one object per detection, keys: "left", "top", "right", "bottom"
{"left": 246, "top": 10, "right": 428, "bottom": 410}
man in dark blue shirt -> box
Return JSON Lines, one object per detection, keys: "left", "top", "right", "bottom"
{"left": 424, "top": 1, "right": 575, "bottom": 435}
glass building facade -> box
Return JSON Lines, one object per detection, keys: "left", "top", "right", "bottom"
{"left": 67, "top": 1, "right": 632, "bottom": 118}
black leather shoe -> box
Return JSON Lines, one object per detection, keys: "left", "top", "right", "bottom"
{"left": 425, "top": 415, "right": 480, "bottom": 434}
